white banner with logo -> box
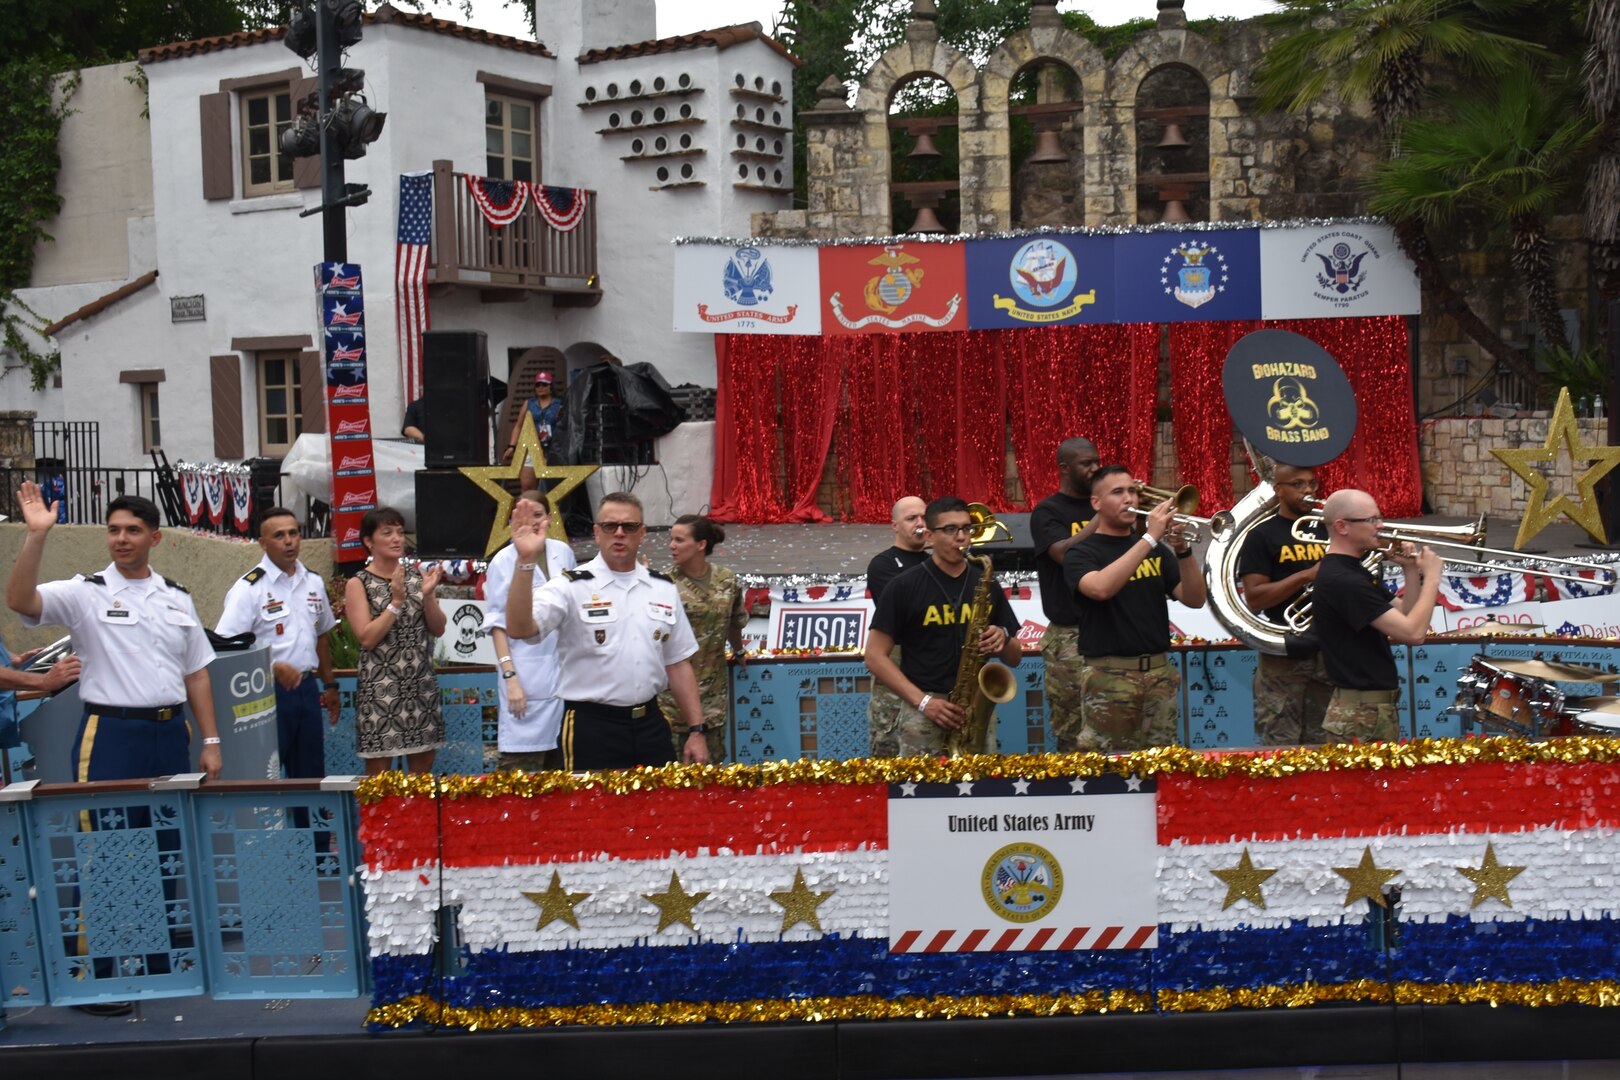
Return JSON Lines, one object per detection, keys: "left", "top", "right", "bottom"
{"left": 673, "top": 243, "right": 822, "bottom": 334}
{"left": 1258, "top": 222, "right": 1419, "bottom": 319}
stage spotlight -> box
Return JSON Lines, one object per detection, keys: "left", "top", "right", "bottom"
{"left": 280, "top": 114, "right": 321, "bottom": 159}
{"left": 330, "top": 0, "right": 364, "bottom": 46}
{"left": 333, "top": 95, "right": 387, "bottom": 159}
{"left": 284, "top": 3, "right": 317, "bottom": 58}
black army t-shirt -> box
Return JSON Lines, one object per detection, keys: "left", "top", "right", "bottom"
{"left": 871, "top": 560, "right": 1020, "bottom": 694}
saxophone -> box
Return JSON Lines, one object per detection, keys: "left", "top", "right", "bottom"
{"left": 945, "top": 555, "right": 1018, "bottom": 756}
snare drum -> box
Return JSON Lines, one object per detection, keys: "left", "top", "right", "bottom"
{"left": 1565, "top": 697, "right": 1620, "bottom": 737}
{"left": 1453, "top": 658, "right": 1566, "bottom": 737}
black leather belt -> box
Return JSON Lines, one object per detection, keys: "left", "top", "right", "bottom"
{"left": 566, "top": 698, "right": 658, "bottom": 720}
{"left": 84, "top": 702, "right": 185, "bottom": 722}
{"left": 1083, "top": 653, "right": 1169, "bottom": 671}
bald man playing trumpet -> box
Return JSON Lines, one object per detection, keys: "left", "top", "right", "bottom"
{"left": 1312, "top": 489, "right": 1442, "bottom": 743}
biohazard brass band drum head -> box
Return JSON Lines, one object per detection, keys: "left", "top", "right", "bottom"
{"left": 1222, "top": 329, "right": 1356, "bottom": 467}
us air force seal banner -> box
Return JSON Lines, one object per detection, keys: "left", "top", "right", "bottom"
{"left": 1222, "top": 329, "right": 1357, "bottom": 467}
{"left": 965, "top": 234, "right": 1113, "bottom": 328}
{"left": 1258, "top": 221, "right": 1419, "bottom": 319}
{"left": 1114, "top": 228, "right": 1261, "bottom": 324}
{"left": 887, "top": 773, "right": 1158, "bottom": 952}
{"left": 672, "top": 243, "right": 821, "bottom": 334}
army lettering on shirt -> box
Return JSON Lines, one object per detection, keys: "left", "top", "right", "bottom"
{"left": 1063, "top": 531, "right": 1183, "bottom": 657}
{"left": 1030, "top": 491, "right": 1093, "bottom": 625}
{"left": 1236, "top": 514, "right": 1327, "bottom": 622}
{"left": 871, "top": 561, "right": 1019, "bottom": 694}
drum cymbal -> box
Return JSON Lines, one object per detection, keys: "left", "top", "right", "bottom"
{"left": 1489, "top": 657, "right": 1620, "bottom": 683}
{"left": 1566, "top": 696, "right": 1620, "bottom": 714}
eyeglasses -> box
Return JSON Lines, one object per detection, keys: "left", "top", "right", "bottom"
{"left": 1341, "top": 516, "right": 1384, "bottom": 526}
{"left": 931, "top": 524, "right": 974, "bottom": 537}
{"left": 1278, "top": 479, "right": 1319, "bottom": 491}
{"left": 594, "top": 521, "right": 644, "bottom": 533}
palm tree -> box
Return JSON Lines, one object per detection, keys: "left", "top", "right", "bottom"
{"left": 1255, "top": 0, "right": 1550, "bottom": 387}
{"left": 1368, "top": 66, "right": 1599, "bottom": 355}
{"left": 1587, "top": 0, "right": 1620, "bottom": 300}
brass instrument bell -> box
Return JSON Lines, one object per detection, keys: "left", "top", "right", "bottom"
{"left": 966, "top": 502, "right": 1011, "bottom": 546}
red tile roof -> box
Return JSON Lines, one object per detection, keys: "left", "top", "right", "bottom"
{"left": 137, "top": 3, "right": 552, "bottom": 64}
{"left": 579, "top": 23, "right": 799, "bottom": 67}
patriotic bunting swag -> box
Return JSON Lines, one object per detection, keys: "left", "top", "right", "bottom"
{"left": 464, "top": 175, "right": 528, "bottom": 227}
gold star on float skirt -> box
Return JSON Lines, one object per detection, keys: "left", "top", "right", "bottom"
{"left": 768, "top": 868, "right": 835, "bottom": 932}
{"left": 643, "top": 870, "right": 710, "bottom": 933}
{"left": 1456, "top": 841, "right": 1525, "bottom": 910}
{"left": 458, "top": 410, "right": 599, "bottom": 556}
{"left": 1490, "top": 386, "right": 1620, "bottom": 547}
{"left": 522, "top": 870, "right": 591, "bottom": 930}
{"left": 1210, "top": 848, "right": 1279, "bottom": 911}
{"left": 1333, "top": 846, "right": 1402, "bottom": 908}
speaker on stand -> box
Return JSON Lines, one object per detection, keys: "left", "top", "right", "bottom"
{"left": 422, "top": 330, "right": 491, "bottom": 467}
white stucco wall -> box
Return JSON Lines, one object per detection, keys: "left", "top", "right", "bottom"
{"left": 16, "top": 5, "right": 791, "bottom": 472}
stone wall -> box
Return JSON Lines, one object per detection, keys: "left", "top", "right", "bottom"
{"left": 0, "top": 411, "right": 36, "bottom": 470}
{"left": 1418, "top": 416, "right": 1608, "bottom": 519}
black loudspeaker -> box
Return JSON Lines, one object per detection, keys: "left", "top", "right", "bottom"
{"left": 978, "top": 511, "right": 1038, "bottom": 572}
{"left": 423, "top": 330, "right": 490, "bottom": 466}
{"left": 414, "top": 470, "right": 496, "bottom": 558}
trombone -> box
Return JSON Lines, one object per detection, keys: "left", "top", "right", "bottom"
{"left": 1130, "top": 483, "right": 1236, "bottom": 544}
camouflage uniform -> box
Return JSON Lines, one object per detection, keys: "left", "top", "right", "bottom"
{"left": 1076, "top": 663, "right": 1181, "bottom": 753}
{"left": 1322, "top": 693, "right": 1401, "bottom": 743}
{"left": 897, "top": 698, "right": 994, "bottom": 757}
{"left": 867, "top": 647, "right": 904, "bottom": 758}
{"left": 1252, "top": 652, "right": 1334, "bottom": 745}
{"left": 1039, "top": 626, "right": 1083, "bottom": 751}
{"left": 657, "top": 563, "right": 748, "bottom": 762}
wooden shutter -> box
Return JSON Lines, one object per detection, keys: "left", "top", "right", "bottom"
{"left": 291, "top": 76, "right": 322, "bottom": 190}
{"left": 199, "top": 92, "right": 234, "bottom": 200}
{"left": 298, "top": 350, "right": 325, "bottom": 434}
{"left": 210, "top": 354, "right": 244, "bottom": 458}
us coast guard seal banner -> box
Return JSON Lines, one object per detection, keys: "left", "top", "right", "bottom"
{"left": 673, "top": 220, "right": 1418, "bottom": 334}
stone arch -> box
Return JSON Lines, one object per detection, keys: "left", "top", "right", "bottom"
{"left": 1134, "top": 63, "right": 1212, "bottom": 223}
{"left": 1107, "top": 32, "right": 1235, "bottom": 224}
{"left": 855, "top": 28, "right": 980, "bottom": 234}
{"left": 979, "top": 26, "right": 1108, "bottom": 230}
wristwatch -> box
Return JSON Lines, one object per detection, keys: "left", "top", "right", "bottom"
{"left": 501, "top": 669, "right": 518, "bottom": 680}
{"left": 687, "top": 724, "right": 707, "bottom": 735}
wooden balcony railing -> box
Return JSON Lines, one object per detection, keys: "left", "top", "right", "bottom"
{"left": 428, "top": 159, "right": 601, "bottom": 304}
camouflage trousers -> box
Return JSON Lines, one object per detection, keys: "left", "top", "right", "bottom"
{"left": 897, "top": 696, "right": 995, "bottom": 757}
{"left": 1252, "top": 651, "right": 1334, "bottom": 746}
{"left": 1076, "top": 663, "right": 1180, "bottom": 753}
{"left": 1040, "top": 625, "right": 1084, "bottom": 752}
{"left": 659, "top": 688, "right": 728, "bottom": 763}
{"left": 867, "top": 679, "right": 904, "bottom": 759}
{"left": 1322, "top": 691, "right": 1402, "bottom": 744}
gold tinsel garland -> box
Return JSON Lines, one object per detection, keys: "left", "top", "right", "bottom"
{"left": 355, "top": 737, "right": 1620, "bottom": 803}
{"left": 367, "top": 979, "right": 1620, "bottom": 1029}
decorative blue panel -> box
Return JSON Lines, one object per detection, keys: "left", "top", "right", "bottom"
{"left": 324, "top": 671, "right": 498, "bottom": 777}
{"left": 1002, "top": 659, "right": 1052, "bottom": 755}
{"left": 0, "top": 799, "right": 44, "bottom": 1008}
{"left": 1394, "top": 644, "right": 1414, "bottom": 738}
{"left": 1184, "top": 647, "right": 1258, "bottom": 750}
{"left": 1409, "top": 643, "right": 1473, "bottom": 740}
{"left": 27, "top": 791, "right": 206, "bottom": 1004}
{"left": 192, "top": 792, "right": 361, "bottom": 999}
{"left": 732, "top": 660, "right": 867, "bottom": 763}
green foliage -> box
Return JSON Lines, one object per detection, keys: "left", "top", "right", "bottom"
{"left": 1058, "top": 13, "right": 1157, "bottom": 60}
{"left": 1537, "top": 343, "right": 1608, "bottom": 408}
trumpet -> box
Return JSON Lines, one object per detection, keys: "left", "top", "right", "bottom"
{"left": 1129, "top": 483, "right": 1235, "bottom": 544}
{"left": 965, "top": 501, "right": 1011, "bottom": 547}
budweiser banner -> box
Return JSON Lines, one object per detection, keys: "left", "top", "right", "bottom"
{"left": 317, "top": 262, "right": 378, "bottom": 563}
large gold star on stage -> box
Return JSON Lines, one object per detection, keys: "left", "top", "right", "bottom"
{"left": 768, "top": 868, "right": 835, "bottom": 932}
{"left": 1211, "top": 848, "right": 1279, "bottom": 911}
{"left": 643, "top": 870, "right": 710, "bottom": 933}
{"left": 522, "top": 870, "right": 591, "bottom": 930}
{"left": 458, "top": 411, "right": 598, "bottom": 555}
{"left": 1491, "top": 386, "right": 1620, "bottom": 547}
{"left": 1456, "top": 841, "right": 1525, "bottom": 910}
{"left": 1333, "top": 846, "right": 1402, "bottom": 908}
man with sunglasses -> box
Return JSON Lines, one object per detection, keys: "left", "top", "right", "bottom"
{"left": 504, "top": 492, "right": 707, "bottom": 769}
{"left": 1236, "top": 464, "right": 1333, "bottom": 745}
{"left": 1314, "top": 489, "right": 1441, "bottom": 743}
{"left": 865, "top": 496, "right": 1022, "bottom": 756}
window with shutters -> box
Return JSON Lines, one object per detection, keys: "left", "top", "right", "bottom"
{"left": 139, "top": 384, "right": 162, "bottom": 453}
{"left": 485, "top": 92, "right": 537, "bottom": 182}
{"left": 258, "top": 351, "right": 304, "bottom": 455}
{"left": 241, "top": 89, "right": 296, "bottom": 196}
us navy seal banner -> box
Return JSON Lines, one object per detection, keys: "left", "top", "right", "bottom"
{"left": 887, "top": 773, "right": 1158, "bottom": 952}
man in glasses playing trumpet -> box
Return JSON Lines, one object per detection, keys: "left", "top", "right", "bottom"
{"left": 1064, "top": 466, "right": 1207, "bottom": 752}
{"left": 1314, "top": 489, "right": 1442, "bottom": 743}
{"left": 1236, "top": 464, "right": 1333, "bottom": 745}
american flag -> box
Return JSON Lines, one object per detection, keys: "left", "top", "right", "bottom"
{"left": 395, "top": 171, "right": 433, "bottom": 404}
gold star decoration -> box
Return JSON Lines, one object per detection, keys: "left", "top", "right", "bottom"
{"left": 643, "top": 870, "right": 710, "bottom": 933}
{"left": 1491, "top": 386, "right": 1620, "bottom": 547}
{"left": 1210, "top": 848, "right": 1279, "bottom": 911}
{"left": 458, "top": 411, "right": 599, "bottom": 556}
{"left": 522, "top": 870, "right": 591, "bottom": 930}
{"left": 1456, "top": 841, "right": 1525, "bottom": 910}
{"left": 1333, "top": 846, "right": 1402, "bottom": 908}
{"left": 768, "top": 868, "right": 835, "bottom": 932}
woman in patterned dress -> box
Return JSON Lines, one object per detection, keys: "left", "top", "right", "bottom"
{"left": 344, "top": 507, "right": 446, "bottom": 774}
{"left": 657, "top": 515, "right": 749, "bottom": 762}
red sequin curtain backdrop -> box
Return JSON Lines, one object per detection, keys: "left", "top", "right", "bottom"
{"left": 1006, "top": 324, "right": 1160, "bottom": 503}
{"left": 1166, "top": 316, "right": 1421, "bottom": 516}
{"left": 780, "top": 335, "right": 843, "bottom": 522}
{"left": 838, "top": 335, "right": 922, "bottom": 522}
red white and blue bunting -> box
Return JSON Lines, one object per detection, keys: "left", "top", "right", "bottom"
{"left": 534, "top": 184, "right": 589, "bottom": 232}
{"left": 464, "top": 175, "right": 529, "bottom": 227}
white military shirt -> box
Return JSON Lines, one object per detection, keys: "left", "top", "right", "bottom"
{"left": 483, "top": 536, "right": 576, "bottom": 751}
{"left": 24, "top": 563, "right": 213, "bottom": 707}
{"left": 215, "top": 555, "right": 337, "bottom": 674}
{"left": 522, "top": 553, "right": 697, "bottom": 706}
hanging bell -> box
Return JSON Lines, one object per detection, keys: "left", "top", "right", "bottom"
{"left": 909, "top": 204, "right": 946, "bottom": 233}
{"left": 1027, "top": 127, "right": 1067, "bottom": 164}
{"left": 1156, "top": 122, "right": 1189, "bottom": 150}
{"left": 1161, "top": 198, "right": 1192, "bottom": 224}
{"left": 908, "top": 130, "right": 941, "bottom": 159}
